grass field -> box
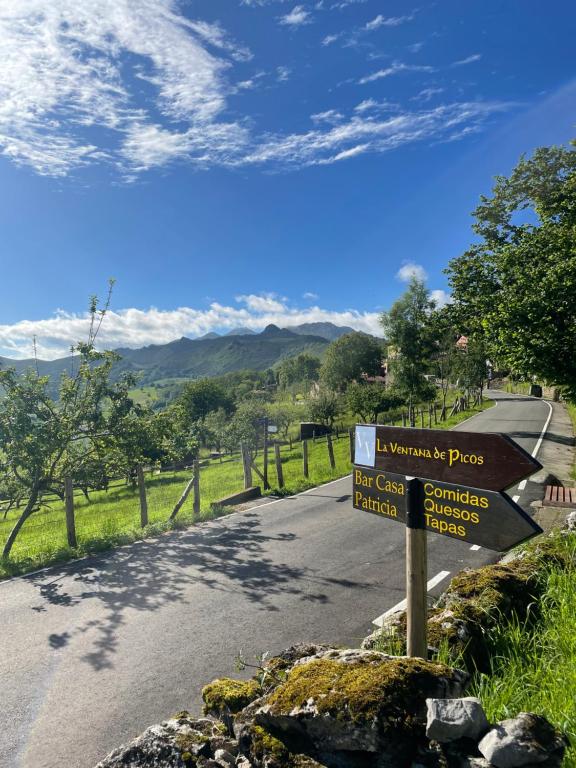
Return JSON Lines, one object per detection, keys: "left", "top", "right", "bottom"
{"left": 0, "top": 398, "right": 493, "bottom": 580}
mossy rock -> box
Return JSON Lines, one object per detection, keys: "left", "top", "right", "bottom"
{"left": 202, "top": 677, "right": 261, "bottom": 715}
{"left": 250, "top": 724, "right": 291, "bottom": 762}
{"left": 266, "top": 656, "right": 461, "bottom": 727}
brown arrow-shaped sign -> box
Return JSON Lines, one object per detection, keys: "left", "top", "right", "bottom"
{"left": 352, "top": 467, "right": 543, "bottom": 551}
{"left": 354, "top": 425, "right": 542, "bottom": 491}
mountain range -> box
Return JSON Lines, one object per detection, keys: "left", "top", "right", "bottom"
{"left": 0, "top": 322, "right": 358, "bottom": 392}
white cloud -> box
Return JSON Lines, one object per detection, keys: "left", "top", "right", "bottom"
{"left": 0, "top": 0, "right": 251, "bottom": 176}
{"left": 354, "top": 98, "right": 399, "bottom": 113}
{"left": 0, "top": 4, "right": 512, "bottom": 177}
{"left": 0, "top": 299, "right": 384, "bottom": 359}
{"left": 276, "top": 66, "right": 292, "bottom": 81}
{"left": 396, "top": 262, "right": 427, "bottom": 282}
{"left": 452, "top": 53, "right": 482, "bottom": 67}
{"left": 303, "top": 292, "right": 319, "bottom": 300}
{"left": 322, "top": 33, "right": 340, "bottom": 46}
{"left": 240, "top": 101, "right": 512, "bottom": 168}
{"left": 365, "top": 13, "right": 415, "bottom": 31}
{"left": 430, "top": 289, "right": 452, "bottom": 308}
{"left": 279, "top": 6, "right": 312, "bottom": 26}
{"left": 412, "top": 87, "right": 445, "bottom": 103}
{"left": 359, "top": 62, "right": 436, "bottom": 84}
{"left": 311, "top": 109, "right": 344, "bottom": 124}
{"left": 236, "top": 293, "right": 287, "bottom": 313}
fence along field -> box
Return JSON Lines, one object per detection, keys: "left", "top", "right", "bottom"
{"left": 0, "top": 394, "right": 488, "bottom": 578}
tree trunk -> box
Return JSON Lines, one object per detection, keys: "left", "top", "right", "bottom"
{"left": 2, "top": 487, "right": 40, "bottom": 559}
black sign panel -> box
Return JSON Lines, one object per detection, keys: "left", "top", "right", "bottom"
{"left": 352, "top": 466, "right": 543, "bottom": 551}
{"left": 354, "top": 425, "right": 541, "bottom": 491}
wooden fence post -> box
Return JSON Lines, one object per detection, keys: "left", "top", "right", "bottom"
{"left": 274, "top": 443, "right": 284, "bottom": 488}
{"left": 170, "top": 466, "right": 196, "bottom": 520}
{"left": 242, "top": 443, "right": 252, "bottom": 489}
{"left": 137, "top": 465, "right": 148, "bottom": 528}
{"left": 406, "top": 479, "right": 428, "bottom": 658}
{"left": 402, "top": 411, "right": 407, "bottom": 427}
{"left": 428, "top": 406, "right": 433, "bottom": 429}
{"left": 420, "top": 409, "right": 425, "bottom": 429}
{"left": 64, "top": 477, "right": 77, "bottom": 548}
{"left": 348, "top": 428, "right": 355, "bottom": 463}
{"left": 193, "top": 459, "right": 200, "bottom": 517}
{"left": 303, "top": 439, "right": 309, "bottom": 478}
{"left": 327, "top": 434, "right": 336, "bottom": 470}
{"left": 434, "top": 404, "right": 438, "bottom": 424}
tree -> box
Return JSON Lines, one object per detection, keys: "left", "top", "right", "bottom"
{"left": 346, "top": 382, "right": 403, "bottom": 423}
{"left": 320, "top": 333, "right": 383, "bottom": 392}
{"left": 446, "top": 143, "right": 576, "bottom": 398}
{"left": 224, "top": 398, "right": 268, "bottom": 452}
{"left": 277, "top": 354, "right": 321, "bottom": 391}
{"left": 381, "top": 278, "right": 437, "bottom": 418}
{"left": 177, "top": 379, "right": 233, "bottom": 426}
{"left": 429, "top": 308, "right": 460, "bottom": 412}
{"left": 0, "top": 287, "right": 146, "bottom": 559}
{"left": 307, "top": 386, "right": 341, "bottom": 428}
{"left": 455, "top": 336, "right": 488, "bottom": 399}
{"left": 266, "top": 402, "right": 299, "bottom": 440}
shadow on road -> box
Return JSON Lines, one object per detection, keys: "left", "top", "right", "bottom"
{"left": 507, "top": 430, "right": 575, "bottom": 447}
{"left": 25, "top": 513, "right": 368, "bottom": 672}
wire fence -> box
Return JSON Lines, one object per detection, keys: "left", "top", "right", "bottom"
{"left": 0, "top": 392, "right": 482, "bottom": 567}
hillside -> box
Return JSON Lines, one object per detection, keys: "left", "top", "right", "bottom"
{"left": 0, "top": 324, "right": 337, "bottom": 392}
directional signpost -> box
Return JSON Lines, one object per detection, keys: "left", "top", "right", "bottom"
{"left": 352, "top": 423, "right": 543, "bottom": 658}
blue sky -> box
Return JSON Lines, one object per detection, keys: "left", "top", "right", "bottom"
{"left": 0, "top": 0, "right": 575, "bottom": 358}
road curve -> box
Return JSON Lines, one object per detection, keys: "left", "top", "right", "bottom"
{"left": 0, "top": 392, "right": 551, "bottom": 768}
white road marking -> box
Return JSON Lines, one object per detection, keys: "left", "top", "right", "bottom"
{"left": 372, "top": 570, "right": 451, "bottom": 627}
{"left": 512, "top": 495, "right": 520, "bottom": 503}
{"left": 470, "top": 544, "right": 481, "bottom": 551}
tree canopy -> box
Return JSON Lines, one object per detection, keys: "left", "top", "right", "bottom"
{"left": 446, "top": 144, "right": 576, "bottom": 398}
{"left": 320, "top": 332, "right": 383, "bottom": 392}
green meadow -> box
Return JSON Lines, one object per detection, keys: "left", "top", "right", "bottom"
{"left": 0, "top": 399, "right": 492, "bottom": 580}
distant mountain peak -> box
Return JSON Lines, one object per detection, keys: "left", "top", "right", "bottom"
{"left": 261, "top": 323, "right": 290, "bottom": 336}
{"left": 225, "top": 327, "right": 256, "bottom": 336}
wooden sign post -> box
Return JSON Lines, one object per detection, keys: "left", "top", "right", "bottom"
{"left": 352, "top": 423, "right": 544, "bottom": 658}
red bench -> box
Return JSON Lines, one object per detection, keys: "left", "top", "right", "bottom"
{"left": 544, "top": 485, "right": 576, "bottom": 507}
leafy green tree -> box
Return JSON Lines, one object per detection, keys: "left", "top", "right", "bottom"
{"left": 455, "top": 337, "right": 488, "bottom": 399}
{"left": 429, "top": 308, "right": 460, "bottom": 412}
{"left": 346, "top": 382, "right": 403, "bottom": 424}
{"left": 307, "top": 386, "right": 342, "bottom": 428}
{"left": 381, "top": 278, "right": 437, "bottom": 417}
{"left": 266, "top": 401, "right": 299, "bottom": 440}
{"left": 320, "top": 333, "right": 383, "bottom": 392}
{"left": 0, "top": 288, "right": 146, "bottom": 559}
{"left": 177, "top": 378, "right": 234, "bottom": 425}
{"left": 224, "top": 399, "right": 268, "bottom": 452}
{"left": 446, "top": 144, "right": 576, "bottom": 397}
{"left": 277, "top": 353, "right": 321, "bottom": 391}
{"left": 202, "top": 408, "right": 230, "bottom": 455}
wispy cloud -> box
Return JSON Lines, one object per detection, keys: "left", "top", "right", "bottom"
{"left": 359, "top": 62, "right": 435, "bottom": 84}
{"left": 322, "top": 33, "right": 340, "bottom": 45}
{"left": 0, "top": 4, "right": 511, "bottom": 178}
{"left": 303, "top": 292, "right": 319, "bottom": 300}
{"left": 396, "top": 262, "right": 427, "bottom": 282}
{"left": 0, "top": 295, "right": 383, "bottom": 359}
{"left": 452, "top": 53, "right": 482, "bottom": 67}
{"left": 365, "top": 13, "right": 416, "bottom": 31}
{"left": 279, "top": 5, "right": 312, "bottom": 26}
{"left": 239, "top": 101, "right": 513, "bottom": 168}
{"left": 411, "top": 87, "right": 445, "bottom": 103}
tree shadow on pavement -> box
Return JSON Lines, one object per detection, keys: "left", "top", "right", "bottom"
{"left": 26, "top": 513, "right": 369, "bottom": 671}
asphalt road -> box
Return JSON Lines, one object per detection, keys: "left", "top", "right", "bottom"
{"left": 0, "top": 392, "right": 552, "bottom": 768}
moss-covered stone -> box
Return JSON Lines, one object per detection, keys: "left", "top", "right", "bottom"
{"left": 202, "top": 677, "right": 261, "bottom": 715}
{"left": 266, "top": 656, "right": 458, "bottom": 727}
{"left": 250, "top": 724, "right": 290, "bottom": 761}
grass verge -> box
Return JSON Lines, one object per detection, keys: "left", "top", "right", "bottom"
{"left": 470, "top": 533, "right": 576, "bottom": 766}
{"left": 0, "top": 398, "right": 493, "bottom": 580}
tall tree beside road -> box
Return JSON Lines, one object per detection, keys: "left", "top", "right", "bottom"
{"left": 0, "top": 288, "right": 145, "bottom": 559}
{"left": 320, "top": 332, "right": 383, "bottom": 392}
{"left": 346, "top": 382, "right": 403, "bottom": 423}
{"left": 447, "top": 144, "right": 576, "bottom": 398}
{"left": 381, "top": 278, "right": 437, "bottom": 416}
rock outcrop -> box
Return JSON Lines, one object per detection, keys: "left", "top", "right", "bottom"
{"left": 93, "top": 646, "right": 567, "bottom": 768}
